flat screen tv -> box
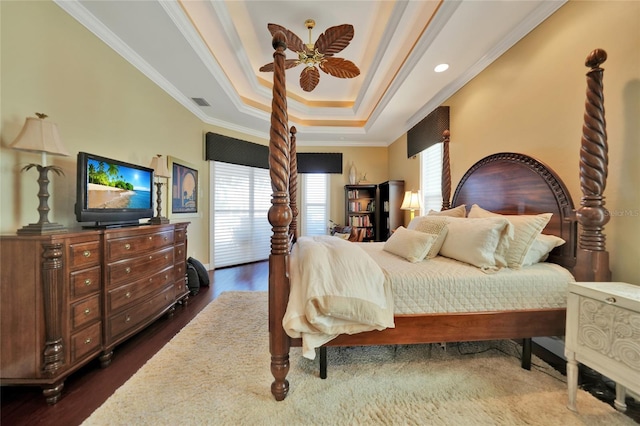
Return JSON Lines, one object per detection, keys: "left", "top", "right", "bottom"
{"left": 75, "top": 151, "right": 154, "bottom": 228}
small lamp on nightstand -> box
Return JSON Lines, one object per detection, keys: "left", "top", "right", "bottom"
{"left": 10, "top": 113, "right": 70, "bottom": 235}
{"left": 149, "top": 154, "right": 171, "bottom": 224}
{"left": 401, "top": 190, "right": 422, "bottom": 221}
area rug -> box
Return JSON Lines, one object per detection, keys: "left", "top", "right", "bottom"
{"left": 83, "top": 292, "right": 634, "bottom": 425}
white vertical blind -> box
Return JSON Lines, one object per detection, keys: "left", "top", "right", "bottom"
{"left": 300, "top": 174, "right": 329, "bottom": 236}
{"left": 213, "top": 162, "right": 271, "bottom": 268}
{"left": 421, "top": 143, "right": 443, "bottom": 213}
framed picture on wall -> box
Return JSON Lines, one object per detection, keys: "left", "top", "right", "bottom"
{"left": 168, "top": 156, "right": 199, "bottom": 218}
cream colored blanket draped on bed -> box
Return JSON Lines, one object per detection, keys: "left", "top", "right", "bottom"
{"left": 283, "top": 236, "right": 395, "bottom": 359}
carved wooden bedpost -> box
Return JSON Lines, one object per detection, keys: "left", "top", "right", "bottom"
{"left": 441, "top": 130, "right": 451, "bottom": 210}
{"left": 268, "top": 31, "right": 292, "bottom": 401}
{"left": 289, "top": 126, "right": 299, "bottom": 242}
{"left": 574, "top": 48, "right": 611, "bottom": 282}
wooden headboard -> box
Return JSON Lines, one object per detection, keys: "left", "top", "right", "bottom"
{"left": 451, "top": 152, "right": 576, "bottom": 270}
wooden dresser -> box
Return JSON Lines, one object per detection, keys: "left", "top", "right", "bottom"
{"left": 0, "top": 223, "right": 189, "bottom": 404}
{"left": 565, "top": 281, "right": 640, "bottom": 412}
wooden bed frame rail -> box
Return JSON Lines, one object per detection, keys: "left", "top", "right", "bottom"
{"left": 267, "top": 35, "right": 610, "bottom": 400}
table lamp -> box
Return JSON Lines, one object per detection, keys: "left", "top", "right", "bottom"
{"left": 10, "top": 113, "right": 70, "bottom": 235}
{"left": 149, "top": 154, "right": 171, "bottom": 224}
{"left": 401, "top": 190, "right": 422, "bottom": 221}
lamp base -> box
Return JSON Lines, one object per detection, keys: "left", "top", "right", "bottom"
{"left": 17, "top": 222, "right": 67, "bottom": 235}
{"left": 149, "top": 216, "right": 170, "bottom": 225}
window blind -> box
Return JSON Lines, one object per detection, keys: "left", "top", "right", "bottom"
{"left": 421, "top": 143, "right": 443, "bottom": 212}
{"left": 213, "top": 162, "right": 271, "bottom": 268}
{"left": 300, "top": 174, "right": 330, "bottom": 236}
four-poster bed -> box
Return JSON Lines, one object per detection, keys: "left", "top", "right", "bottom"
{"left": 267, "top": 30, "right": 611, "bottom": 401}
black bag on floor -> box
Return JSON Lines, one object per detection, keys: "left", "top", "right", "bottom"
{"left": 186, "top": 263, "right": 200, "bottom": 296}
{"left": 187, "top": 257, "right": 210, "bottom": 287}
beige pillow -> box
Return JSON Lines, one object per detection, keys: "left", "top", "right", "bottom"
{"left": 468, "top": 204, "right": 552, "bottom": 269}
{"left": 406, "top": 216, "right": 449, "bottom": 259}
{"left": 439, "top": 217, "right": 513, "bottom": 271}
{"left": 427, "top": 204, "right": 466, "bottom": 218}
{"left": 522, "top": 234, "right": 566, "bottom": 266}
{"left": 383, "top": 226, "right": 438, "bottom": 263}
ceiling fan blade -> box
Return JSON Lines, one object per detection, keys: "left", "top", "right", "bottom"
{"left": 267, "top": 23, "right": 306, "bottom": 53}
{"left": 319, "top": 57, "right": 360, "bottom": 79}
{"left": 300, "top": 66, "right": 320, "bottom": 92}
{"left": 314, "top": 24, "right": 354, "bottom": 56}
{"left": 259, "top": 59, "right": 300, "bottom": 73}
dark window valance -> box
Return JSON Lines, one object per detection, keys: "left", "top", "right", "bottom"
{"left": 206, "top": 132, "right": 269, "bottom": 169}
{"left": 205, "top": 132, "right": 342, "bottom": 173}
{"left": 297, "top": 153, "right": 342, "bottom": 173}
{"left": 407, "top": 106, "right": 450, "bottom": 158}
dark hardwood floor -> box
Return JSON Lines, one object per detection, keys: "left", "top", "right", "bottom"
{"left": 2, "top": 260, "right": 637, "bottom": 425}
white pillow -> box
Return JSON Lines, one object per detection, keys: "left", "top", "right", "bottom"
{"left": 405, "top": 216, "right": 449, "bottom": 259}
{"left": 427, "top": 204, "right": 467, "bottom": 218}
{"left": 383, "top": 226, "right": 437, "bottom": 263}
{"left": 333, "top": 232, "right": 350, "bottom": 240}
{"left": 468, "top": 204, "right": 552, "bottom": 269}
{"left": 439, "top": 217, "right": 513, "bottom": 271}
{"left": 522, "top": 234, "right": 566, "bottom": 266}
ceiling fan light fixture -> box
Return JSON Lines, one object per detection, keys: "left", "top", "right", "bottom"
{"left": 434, "top": 63, "right": 449, "bottom": 73}
{"left": 259, "top": 20, "right": 361, "bottom": 92}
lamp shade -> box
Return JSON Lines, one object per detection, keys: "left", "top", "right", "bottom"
{"left": 150, "top": 155, "right": 171, "bottom": 178}
{"left": 401, "top": 191, "right": 422, "bottom": 211}
{"left": 10, "top": 115, "right": 69, "bottom": 157}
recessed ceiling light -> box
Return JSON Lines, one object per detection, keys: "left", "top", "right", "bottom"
{"left": 434, "top": 64, "right": 449, "bottom": 73}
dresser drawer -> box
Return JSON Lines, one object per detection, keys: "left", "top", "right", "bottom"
{"left": 106, "top": 230, "right": 175, "bottom": 261}
{"left": 106, "top": 246, "right": 174, "bottom": 287}
{"left": 106, "top": 285, "right": 175, "bottom": 342}
{"left": 71, "top": 294, "right": 101, "bottom": 331}
{"left": 70, "top": 321, "right": 102, "bottom": 363}
{"left": 107, "top": 267, "right": 174, "bottom": 312}
{"left": 70, "top": 266, "right": 101, "bottom": 299}
{"left": 174, "top": 227, "right": 186, "bottom": 244}
{"left": 69, "top": 240, "right": 101, "bottom": 269}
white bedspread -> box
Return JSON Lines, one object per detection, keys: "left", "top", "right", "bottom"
{"left": 359, "top": 242, "right": 574, "bottom": 314}
{"left": 283, "top": 236, "right": 395, "bottom": 359}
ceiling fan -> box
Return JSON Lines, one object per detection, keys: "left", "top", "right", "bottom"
{"left": 259, "top": 19, "right": 361, "bottom": 92}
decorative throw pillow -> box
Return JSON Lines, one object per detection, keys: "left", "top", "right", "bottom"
{"left": 439, "top": 217, "right": 513, "bottom": 271}
{"left": 406, "top": 216, "right": 449, "bottom": 259}
{"left": 427, "top": 204, "right": 466, "bottom": 218}
{"left": 383, "top": 226, "right": 438, "bottom": 263}
{"left": 522, "top": 234, "right": 566, "bottom": 266}
{"left": 468, "top": 204, "right": 552, "bottom": 269}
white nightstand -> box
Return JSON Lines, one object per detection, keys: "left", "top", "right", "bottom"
{"left": 565, "top": 282, "right": 640, "bottom": 412}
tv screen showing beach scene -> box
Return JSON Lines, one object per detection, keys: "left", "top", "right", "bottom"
{"left": 86, "top": 158, "right": 152, "bottom": 209}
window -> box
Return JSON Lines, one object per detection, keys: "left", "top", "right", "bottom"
{"left": 420, "top": 143, "right": 443, "bottom": 213}
{"left": 300, "top": 174, "right": 330, "bottom": 236}
{"left": 213, "top": 162, "right": 271, "bottom": 268}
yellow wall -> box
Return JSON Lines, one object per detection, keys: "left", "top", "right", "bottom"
{"left": 389, "top": 0, "right": 640, "bottom": 283}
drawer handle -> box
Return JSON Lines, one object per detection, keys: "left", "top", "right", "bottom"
{"left": 84, "top": 279, "right": 92, "bottom": 286}
{"left": 178, "top": 250, "right": 182, "bottom": 255}
{"left": 164, "top": 274, "right": 169, "bottom": 280}
{"left": 605, "top": 297, "right": 616, "bottom": 304}
{"left": 164, "top": 236, "right": 168, "bottom": 241}
{"left": 149, "top": 278, "right": 153, "bottom": 282}
{"left": 125, "top": 315, "right": 131, "bottom": 323}
{"left": 149, "top": 255, "right": 153, "bottom": 260}
{"left": 84, "top": 338, "right": 92, "bottom": 345}
{"left": 125, "top": 267, "right": 131, "bottom": 274}
{"left": 125, "top": 291, "right": 131, "bottom": 298}
{"left": 124, "top": 243, "right": 131, "bottom": 250}
{"left": 83, "top": 250, "right": 91, "bottom": 257}
{"left": 149, "top": 236, "right": 153, "bottom": 240}
{"left": 164, "top": 255, "right": 168, "bottom": 260}
{"left": 84, "top": 308, "right": 91, "bottom": 315}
